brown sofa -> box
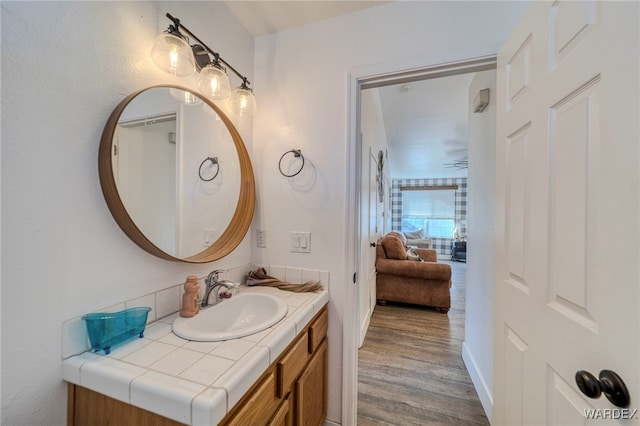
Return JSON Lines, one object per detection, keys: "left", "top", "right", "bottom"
{"left": 376, "top": 232, "right": 452, "bottom": 313}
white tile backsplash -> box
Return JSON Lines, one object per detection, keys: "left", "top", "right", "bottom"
{"left": 61, "top": 264, "right": 259, "bottom": 358}
{"left": 284, "top": 266, "right": 303, "bottom": 283}
{"left": 156, "top": 285, "right": 181, "bottom": 319}
{"left": 103, "top": 302, "right": 126, "bottom": 313}
{"left": 268, "top": 265, "right": 286, "bottom": 281}
{"left": 61, "top": 317, "right": 90, "bottom": 359}
{"left": 302, "top": 268, "right": 321, "bottom": 284}
{"left": 126, "top": 294, "right": 156, "bottom": 322}
{"left": 320, "top": 270, "right": 330, "bottom": 289}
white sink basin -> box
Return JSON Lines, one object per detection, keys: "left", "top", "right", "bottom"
{"left": 172, "top": 293, "right": 288, "bottom": 341}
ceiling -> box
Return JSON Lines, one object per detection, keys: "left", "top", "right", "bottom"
{"left": 223, "top": 1, "right": 481, "bottom": 180}
{"left": 373, "top": 73, "right": 476, "bottom": 179}
{"left": 224, "top": 1, "right": 392, "bottom": 37}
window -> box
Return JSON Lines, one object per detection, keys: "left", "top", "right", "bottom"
{"left": 401, "top": 188, "right": 456, "bottom": 238}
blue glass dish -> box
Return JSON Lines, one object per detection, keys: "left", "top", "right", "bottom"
{"left": 82, "top": 307, "right": 151, "bottom": 354}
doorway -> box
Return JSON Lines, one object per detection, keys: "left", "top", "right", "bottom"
{"left": 344, "top": 56, "right": 497, "bottom": 424}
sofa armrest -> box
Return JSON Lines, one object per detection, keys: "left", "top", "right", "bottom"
{"left": 376, "top": 258, "right": 451, "bottom": 281}
{"left": 415, "top": 248, "right": 437, "bottom": 262}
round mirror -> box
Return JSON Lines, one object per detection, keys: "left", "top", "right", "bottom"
{"left": 98, "top": 85, "right": 255, "bottom": 263}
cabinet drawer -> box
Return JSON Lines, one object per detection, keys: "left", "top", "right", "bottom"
{"left": 268, "top": 394, "right": 290, "bottom": 426}
{"left": 226, "top": 372, "right": 278, "bottom": 426}
{"left": 277, "top": 332, "right": 309, "bottom": 397}
{"left": 308, "top": 309, "right": 328, "bottom": 354}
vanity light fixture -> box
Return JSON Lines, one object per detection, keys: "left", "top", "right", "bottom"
{"left": 169, "top": 88, "right": 202, "bottom": 106}
{"left": 230, "top": 79, "right": 257, "bottom": 116}
{"left": 151, "top": 13, "right": 256, "bottom": 116}
{"left": 150, "top": 26, "right": 195, "bottom": 77}
{"left": 198, "top": 55, "right": 231, "bottom": 100}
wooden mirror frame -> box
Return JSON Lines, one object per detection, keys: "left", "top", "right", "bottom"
{"left": 98, "top": 85, "right": 255, "bottom": 263}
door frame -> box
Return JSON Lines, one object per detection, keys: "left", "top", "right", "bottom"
{"left": 343, "top": 54, "right": 498, "bottom": 424}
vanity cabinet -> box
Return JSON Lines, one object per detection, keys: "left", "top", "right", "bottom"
{"left": 67, "top": 385, "right": 183, "bottom": 426}
{"left": 67, "top": 306, "right": 327, "bottom": 426}
{"left": 222, "top": 307, "right": 327, "bottom": 426}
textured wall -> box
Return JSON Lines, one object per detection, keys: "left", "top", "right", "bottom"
{"left": 1, "top": 2, "right": 254, "bottom": 425}
{"left": 252, "top": 2, "right": 528, "bottom": 421}
{"left": 463, "top": 69, "right": 498, "bottom": 419}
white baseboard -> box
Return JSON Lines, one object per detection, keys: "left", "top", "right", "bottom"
{"left": 462, "top": 342, "right": 493, "bottom": 422}
{"left": 359, "top": 308, "right": 371, "bottom": 348}
{"left": 324, "top": 420, "right": 340, "bottom": 426}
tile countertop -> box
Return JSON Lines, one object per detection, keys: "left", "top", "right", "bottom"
{"left": 63, "top": 285, "right": 329, "bottom": 425}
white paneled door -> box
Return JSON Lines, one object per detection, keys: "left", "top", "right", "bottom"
{"left": 494, "top": 1, "right": 639, "bottom": 424}
{"left": 358, "top": 144, "right": 379, "bottom": 348}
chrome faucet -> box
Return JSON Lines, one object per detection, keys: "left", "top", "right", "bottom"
{"left": 201, "top": 269, "right": 235, "bottom": 308}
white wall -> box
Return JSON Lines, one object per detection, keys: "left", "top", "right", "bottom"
{"left": 361, "top": 89, "right": 391, "bottom": 234}
{"left": 252, "top": 2, "right": 528, "bottom": 422}
{"left": 463, "top": 69, "right": 497, "bottom": 420}
{"left": 1, "top": 2, "right": 254, "bottom": 425}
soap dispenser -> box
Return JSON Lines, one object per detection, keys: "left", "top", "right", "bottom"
{"left": 179, "top": 275, "right": 200, "bottom": 317}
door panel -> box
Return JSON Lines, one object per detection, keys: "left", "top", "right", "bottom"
{"left": 358, "top": 145, "right": 378, "bottom": 347}
{"left": 495, "top": 1, "right": 639, "bottom": 424}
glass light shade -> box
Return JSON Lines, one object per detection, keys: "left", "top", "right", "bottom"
{"left": 150, "top": 33, "right": 195, "bottom": 77}
{"left": 230, "top": 86, "right": 257, "bottom": 116}
{"left": 169, "top": 88, "right": 202, "bottom": 106}
{"left": 198, "top": 64, "right": 231, "bottom": 100}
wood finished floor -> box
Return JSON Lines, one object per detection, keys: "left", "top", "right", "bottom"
{"left": 357, "top": 260, "right": 489, "bottom": 426}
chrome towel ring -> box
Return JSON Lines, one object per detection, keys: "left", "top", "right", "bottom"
{"left": 278, "top": 149, "right": 304, "bottom": 177}
{"left": 198, "top": 156, "right": 219, "bottom": 181}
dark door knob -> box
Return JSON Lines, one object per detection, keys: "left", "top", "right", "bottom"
{"left": 370, "top": 242, "right": 376, "bottom": 247}
{"left": 575, "top": 370, "right": 630, "bottom": 408}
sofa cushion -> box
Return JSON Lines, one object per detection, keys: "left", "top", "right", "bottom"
{"left": 404, "top": 229, "right": 424, "bottom": 239}
{"left": 376, "top": 258, "right": 452, "bottom": 281}
{"left": 387, "top": 231, "right": 407, "bottom": 245}
{"left": 415, "top": 248, "right": 437, "bottom": 262}
{"left": 379, "top": 235, "right": 408, "bottom": 260}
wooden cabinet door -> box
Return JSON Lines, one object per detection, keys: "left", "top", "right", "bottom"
{"left": 224, "top": 372, "right": 279, "bottom": 426}
{"left": 268, "top": 395, "right": 291, "bottom": 426}
{"left": 295, "top": 339, "right": 327, "bottom": 426}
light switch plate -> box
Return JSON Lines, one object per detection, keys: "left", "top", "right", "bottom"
{"left": 291, "top": 232, "right": 311, "bottom": 253}
{"left": 257, "top": 229, "right": 267, "bottom": 248}
{"left": 203, "top": 228, "right": 217, "bottom": 247}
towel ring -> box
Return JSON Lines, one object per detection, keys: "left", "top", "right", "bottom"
{"left": 278, "top": 149, "right": 305, "bottom": 177}
{"left": 198, "top": 157, "right": 219, "bottom": 181}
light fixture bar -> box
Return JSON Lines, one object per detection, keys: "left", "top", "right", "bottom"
{"left": 165, "top": 13, "right": 251, "bottom": 87}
